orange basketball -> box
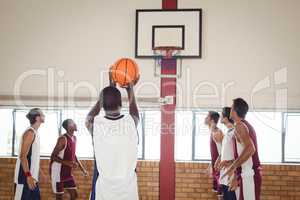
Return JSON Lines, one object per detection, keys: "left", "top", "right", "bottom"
{"left": 110, "top": 58, "right": 140, "bottom": 87}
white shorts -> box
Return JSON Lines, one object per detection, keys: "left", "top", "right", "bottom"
{"left": 51, "top": 178, "right": 77, "bottom": 194}
{"left": 240, "top": 169, "right": 261, "bottom": 200}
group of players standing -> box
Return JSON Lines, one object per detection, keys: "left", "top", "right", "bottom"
{"left": 205, "top": 98, "right": 262, "bottom": 200}
{"left": 13, "top": 72, "right": 261, "bottom": 200}
{"left": 14, "top": 73, "right": 140, "bottom": 200}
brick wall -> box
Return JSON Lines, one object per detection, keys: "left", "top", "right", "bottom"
{"left": 176, "top": 162, "right": 215, "bottom": 200}
{"left": 0, "top": 158, "right": 159, "bottom": 200}
{"left": 0, "top": 158, "right": 94, "bottom": 200}
{"left": 0, "top": 158, "right": 300, "bottom": 200}
{"left": 137, "top": 161, "right": 159, "bottom": 200}
{"left": 175, "top": 162, "right": 300, "bottom": 200}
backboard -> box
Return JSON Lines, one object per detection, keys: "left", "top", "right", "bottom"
{"left": 135, "top": 9, "right": 202, "bottom": 58}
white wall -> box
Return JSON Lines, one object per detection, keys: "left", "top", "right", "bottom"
{"left": 178, "top": 0, "right": 300, "bottom": 110}
{"left": 0, "top": 0, "right": 299, "bottom": 109}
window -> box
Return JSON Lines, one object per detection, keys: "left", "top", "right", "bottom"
{"left": 284, "top": 113, "right": 300, "bottom": 162}
{"left": 1, "top": 106, "right": 300, "bottom": 163}
{"left": 14, "top": 109, "right": 60, "bottom": 156}
{"left": 62, "top": 109, "right": 145, "bottom": 159}
{"left": 246, "top": 112, "right": 282, "bottom": 163}
{"left": 62, "top": 109, "right": 93, "bottom": 158}
{"left": 0, "top": 109, "right": 13, "bottom": 156}
{"left": 194, "top": 112, "right": 210, "bottom": 160}
{"left": 175, "top": 111, "right": 193, "bottom": 161}
{"left": 14, "top": 110, "right": 29, "bottom": 155}
{"left": 144, "top": 110, "right": 161, "bottom": 160}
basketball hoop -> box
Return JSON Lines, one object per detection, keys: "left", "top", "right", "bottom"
{"left": 153, "top": 46, "right": 183, "bottom": 78}
{"left": 153, "top": 46, "right": 182, "bottom": 59}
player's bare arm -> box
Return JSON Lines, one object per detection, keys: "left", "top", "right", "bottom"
{"left": 75, "top": 156, "right": 88, "bottom": 176}
{"left": 126, "top": 82, "right": 139, "bottom": 126}
{"left": 214, "top": 156, "right": 221, "bottom": 171}
{"left": 213, "top": 129, "right": 224, "bottom": 143}
{"left": 51, "top": 137, "right": 76, "bottom": 168}
{"left": 222, "top": 122, "right": 255, "bottom": 179}
{"left": 85, "top": 100, "right": 101, "bottom": 131}
{"left": 19, "top": 130, "right": 36, "bottom": 190}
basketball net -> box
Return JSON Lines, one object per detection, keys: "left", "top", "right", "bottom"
{"left": 153, "top": 46, "right": 181, "bottom": 59}
{"left": 153, "top": 46, "right": 182, "bottom": 78}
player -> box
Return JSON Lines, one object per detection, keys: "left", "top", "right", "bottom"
{"left": 50, "top": 119, "right": 88, "bottom": 200}
{"left": 14, "top": 108, "right": 45, "bottom": 200}
{"left": 223, "top": 98, "right": 262, "bottom": 200}
{"left": 204, "top": 111, "right": 224, "bottom": 197}
{"left": 86, "top": 71, "right": 139, "bottom": 200}
{"left": 217, "top": 107, "right": 237, "bottom": 200}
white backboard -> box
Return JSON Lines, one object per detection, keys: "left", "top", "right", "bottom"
{"left": 135, "top": 9, "right": 202, "bottom": 58}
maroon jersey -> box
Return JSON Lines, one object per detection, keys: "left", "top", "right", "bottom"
{"left": 210, "top": 134, "right": 220, "bottom": 165}
{"left": 233, "top": 119, "right": 262, "bottom": 200}
{"left": 210, "top": 133, "right": 221, "bottom": 193}
{"left": 233, "top": 120, "right": 261, "bottom": 171}
{"left": 242, "top": 120, "right": 261, "bottom": 170}
{"left": 50, "top": 134, "right": 77, "bottom": 182}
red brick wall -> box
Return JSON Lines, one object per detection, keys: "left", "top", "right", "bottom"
{"left": 0, "top": 158, "right": 159, "bottom": 200}
{"left": 176, "top": 162, "right": 215, "bottom": 200}
{"left": 138, "top": 161, "right": 159, "bottom": 200}
{"left": 175, "top": 162, "right": 300, "bottom": 200}
{"left": 1, "top": 158, "right": 300, "bottom": 200}
{"left": 0, "top": 158, "right": 94, "bottom": 200}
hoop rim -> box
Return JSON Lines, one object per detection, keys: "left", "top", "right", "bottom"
{"left": 153, "top": 46, "right": 183, "bottom": 51}
{"left": 153, "top": 46, "right": 182, "bottom": 59}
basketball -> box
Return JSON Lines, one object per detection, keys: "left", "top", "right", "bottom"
{"left": 110, "top": 58, "right": 140, "bottom": 87}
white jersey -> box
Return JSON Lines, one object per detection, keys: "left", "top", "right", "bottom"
{"left": 93, "top": 114, "right": 138, "bottom": 200}
{"left": 237, "top": 137, "right": 254, "bottom": 175}
{"left": 14, "top": 127, "right": 40, "bottom": 183}
{"left": 236, "top": 122, "right": 258, "bottom": 200}
{"left": 219, "top": 128, "right": 235, "bottom": 185}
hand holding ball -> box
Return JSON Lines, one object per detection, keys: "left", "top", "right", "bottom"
{"left": 110, "top": 58, "right": 140, "bottom": 87}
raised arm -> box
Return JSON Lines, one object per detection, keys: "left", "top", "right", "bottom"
{"left": 126, "top": 83, "right": 139, "bottom": 126}
{"left": 85, "top": 100, "right": 101, "bottom": 132}
{"left": 86, "top": 71, "right": 113, "bottom": 132}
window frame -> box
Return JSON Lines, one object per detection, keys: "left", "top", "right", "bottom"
{"left": 1, "top": 106, "right": 300, "bottom": 163}
{"left": 138, "top": 111, "right": 146, "bottom": 160}
{"left": 174, "top": 110, "right": 194, "bottom": 161}
{"left": 282, "top": 112, "right": 300, "bottom": 163}
{"left": 192, "top": 109, "right": 213, "bottom": 162}
{"left": 7, "top": 107, "right": 146, "bottom": 159}
{"left": 12, "top": 108, "right": 62, "bottom": 157}
{"left": 185, "top": 108, "right": 300, "bottom": 163}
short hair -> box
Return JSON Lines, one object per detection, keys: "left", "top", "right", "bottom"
{"left": 26, "top": 108, "right": 41, "bottom": 125}
{"left": 102, "top": 86, "right": 122, "bottom": 111}
{"left": 62, "top": 119, "right": 72, "bottom": 131}
{"left": 208, "top": 111, "right": 220, "bottom": 124}
{"left": 232, "top": 98, "right": 249, "bottom": 119}
{"left": 222, "top": 107, "right": 234, "bottom": 124}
